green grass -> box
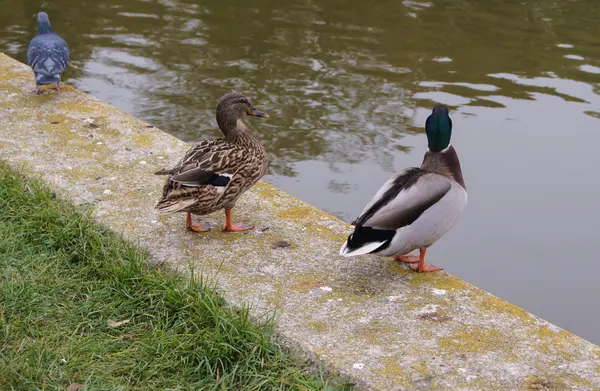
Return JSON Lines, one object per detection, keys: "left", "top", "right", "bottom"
{"left": 0, "top": 164, "right": 345, "bottom": 391}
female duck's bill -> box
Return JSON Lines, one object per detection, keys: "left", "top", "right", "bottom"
{"left": 250, "top": 108, "right": 269, "bottom": 118}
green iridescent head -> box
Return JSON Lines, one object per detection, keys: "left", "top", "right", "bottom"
{"left": 425, "top": 104, "right": 452, "bottom": 152}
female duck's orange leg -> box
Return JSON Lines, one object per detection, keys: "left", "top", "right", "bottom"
{"left": 223, "top": 208, "right": 253, "bottom": 232}
{"left": 186, "top": 212, "right": 210, "bottom": 232}
{"left": 409, "top": 248, "right": 443, "bottom": 273}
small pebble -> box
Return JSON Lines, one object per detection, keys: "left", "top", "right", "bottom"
{"left": 83, "top": 118, "right": 98, "bottom": 128}
{"left": 352, "top": 363, "right": 364, "bottom": 370}
{"left": 319, "top": 286, "right": 333, "bottom": 292}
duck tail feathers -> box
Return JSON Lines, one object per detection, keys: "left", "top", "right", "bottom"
{"left": 155, "top": 197, "right": 197, "bottom": 214}
{"left": 339, "top": 240, "right": 387, "bottom": 257}
{"left": 339, "top": 226, "right": 395, "bottom": 257}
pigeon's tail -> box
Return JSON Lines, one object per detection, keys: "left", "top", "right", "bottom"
{"left": 35, "top": 73, "right": 60, "bottom": 86}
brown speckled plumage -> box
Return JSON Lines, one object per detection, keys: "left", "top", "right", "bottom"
{"left": 154, "top": 92, "right": 269, "bottom": 225}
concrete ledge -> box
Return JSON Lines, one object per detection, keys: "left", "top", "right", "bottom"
{"left": 1, "top": 52, "right": 599, "bottom": 390}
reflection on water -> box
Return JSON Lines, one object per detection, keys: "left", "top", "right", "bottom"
{"left": 2, "top": 0, "right": 600, "bottom": 344}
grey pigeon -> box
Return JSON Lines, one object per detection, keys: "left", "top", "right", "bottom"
{"left": 27, "top": 12, "right": 70, "bottom": 94}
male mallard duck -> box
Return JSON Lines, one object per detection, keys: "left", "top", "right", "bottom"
{"left": 155, "top": 92, "right": 269, "bottom": 232}
{"left": 339, "top": 104, "right": 467, "bottom": 272}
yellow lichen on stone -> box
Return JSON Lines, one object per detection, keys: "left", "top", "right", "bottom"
{"left": 526, "top": 326, "right": 578, "bottom": 362}
{"left": 277, "top": 205, "right": 315, "bottom": 220}
{"left": 306, "top": 223, "right": 346, "bottom": 243}
{"left": 386, "top": 261, "right": 413, "bottom": 276}
{"left": 307, "top": 321, "right": 329, "bottom": 332}
{"left": 0, "top": 70, "right": 29, "bottom": 82}
{"left": 373, "top": 357, "right": 410, "bottom": 388}
{"left": 520, "top": 375, "right": 566, "bottom": 391}
{"left": 251, "top": 181, "right": 279, "bottom": 200}
{"left": 380, "top": 357, "right": 407, "bottom": 377}
{"left": 44, "top": 114, "right": 71, "bottom": 124}
{"left": 131, "top": 132, "right": 155, "bottom": 147}
{"left": 410, "top": 359, "right": 434, "bottom": 379}
{"left": 476, "top": 293, "right": 534, "bottom": 324}
{"left": 287, "top": 273, "right": 324, "bottom": 293}
{"left": 429, "top": 274, "right": 471, "bottom": 291}
{"left": 56, "top": 99, "right": 99, "bottom": 115}
{"left": 355, "top": 320, "right": 403, "bottom": 346}
{"left": 0, "top": 82, "right": 21, "bottom": 93}
{"left": 438, "top": 325, "right": 518, "bottom": 356}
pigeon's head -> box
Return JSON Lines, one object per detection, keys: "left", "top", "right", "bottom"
{"left": 37, "top": 12, "right": 53, "bottom": 34}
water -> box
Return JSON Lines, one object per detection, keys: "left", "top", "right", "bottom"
{"left": 2, "top": 0, "right": 600, "bottom": 345}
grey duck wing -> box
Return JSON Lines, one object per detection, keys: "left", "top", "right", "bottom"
{"left": 341, "top": 168, "right": 452, "bottom": 256}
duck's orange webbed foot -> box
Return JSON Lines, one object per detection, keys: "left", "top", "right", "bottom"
{"left": 222, "top": 209, "right": 254, "bottom": 232}
{"left": 186, "top": 212, "right": 211, "bottom": 233}
{"left": 410, "top": 262, "right": 443, "bottom": 272}
{"left": 408, "top": 248, "right": 444, "bottom": 273}
{"left": 223, "top": 222, "right": 254, "bottom": 232}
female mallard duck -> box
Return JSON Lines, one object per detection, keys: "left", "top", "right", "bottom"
{"left": 339, "top": 104, "right": 467, "bottom": 272}
{"left": 155, "top": 92, "right": 269, "bottom": 232}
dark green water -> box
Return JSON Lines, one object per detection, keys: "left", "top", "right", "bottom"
{"left": 2, "top": 0, "right": 600, "bottom": 344}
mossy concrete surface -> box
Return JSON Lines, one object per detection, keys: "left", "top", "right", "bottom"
{"left": 1, "top": 52, "right": 598, "bottom": 390}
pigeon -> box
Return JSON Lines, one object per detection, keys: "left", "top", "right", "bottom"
{"left": 27, "top": 12, "right": 70, "bottom": 94}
